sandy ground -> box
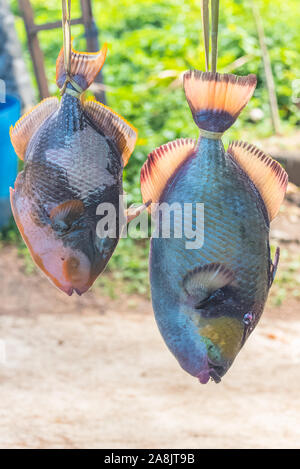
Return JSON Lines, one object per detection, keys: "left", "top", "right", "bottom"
{"left": 0, "top": 245, "right": 300, "bottom": 449}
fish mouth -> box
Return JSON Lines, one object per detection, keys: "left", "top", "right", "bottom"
{"left": 66, "top": 287, "right": 74, "bottom": 296}
{"left": 197, "top": 361, "right": 225, "bottom": 384}
{"left": 61, "top": 286, "right": 76, "bottom": 296}
{"left": 208, "top": 360, "right": 226, "bottom": 383}
{"left": 60, "top": 285, "right": 90, "bottom": 296}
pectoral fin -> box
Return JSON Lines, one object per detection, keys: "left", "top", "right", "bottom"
{"left": 50, "top": 200, "right": 84, "bottom": 231}
{"left": 183, "top": 263, "right": 235, "bottom": 304}
{"left": 227, "top": 141, "right": 288, "bottom": 221}
{"left": 10, "top": 97, "right": 59, "bottom": 160}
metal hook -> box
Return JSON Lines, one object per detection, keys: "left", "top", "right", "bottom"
{"left": 200, "top": 0, "right": 220, "bottom": 73}
{"left": 201, "top": 0, "right": 210, "bottom": 72}
{"left": 60, "top": 0, "right": 72, "bottom": 95}
{"left": 211, "top": 0, "right": 219, "bottom": 74}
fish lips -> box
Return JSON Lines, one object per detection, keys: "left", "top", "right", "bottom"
{"left": 57, "top": 230, "right": 117, "bottom": 296}
{"left": 60, "top": 251, "right": 104, "bottom": 296}
{"left": 208, "top": 362, "right": 227, "bottom": 383}
{"left": 197, "top": 360, "right": 227, "bottom": 384}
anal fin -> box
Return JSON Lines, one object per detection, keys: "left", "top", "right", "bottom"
{"left": 227, "top": 141, "right": 288, "bottom": 221}
{"left": 83, "top": 99, "right": 137, "bottom": 166}
{"left": 10, "top": 97, "right": 59, "bottom": 160}
{"left": 140, "top": 139, "right": 196, "bottom": 212}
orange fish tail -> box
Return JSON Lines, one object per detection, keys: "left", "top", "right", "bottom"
{"left": 56, "top": 43, "right": 107, "bottom": 93}
{"left": 183, "top": 71, "right": 257, "bottom": 133}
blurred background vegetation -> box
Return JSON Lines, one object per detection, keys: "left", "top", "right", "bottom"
{"left": 2, "top": 0, "right": 300, "bottom": 297}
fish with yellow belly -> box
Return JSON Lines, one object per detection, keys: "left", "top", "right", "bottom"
{"left": 141, "top": 71, "right": 288, "bottom": 383}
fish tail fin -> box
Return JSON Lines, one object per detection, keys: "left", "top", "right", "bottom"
{"left": 56, "top": 43, "right": 107, "bottom": 93}
{"left": 183, "top": 71, "right": 257, "bottom": 133}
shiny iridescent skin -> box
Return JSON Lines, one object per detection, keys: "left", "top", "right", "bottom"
{"left": 150, "top": 137, "right": 271, "bottom": 381}
{"left": 12, "top": 92, "right": 122, "bottom": 295}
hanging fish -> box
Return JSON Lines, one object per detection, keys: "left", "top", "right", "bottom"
{"left": 141, "top": 71, "right": 288, "bottom": 383}
{"left": 10, "top": 45, "right": 145, "bottom": 296}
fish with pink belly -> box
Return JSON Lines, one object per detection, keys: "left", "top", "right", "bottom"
{"left": 10, "top": 44, "right": 145, "bottom": 296}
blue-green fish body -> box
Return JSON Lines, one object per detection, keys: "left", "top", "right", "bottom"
{"left": 141, "top": 71, "right": 288, "bottom": 383}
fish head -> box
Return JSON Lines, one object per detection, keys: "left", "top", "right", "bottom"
{"left": 54, "top": 228, "right": 117, "bottom": 296}
{"left": 181, "top": 263, "right": 248, "bottom": 383}
{"left": 153, "top": 262, "right": 248, "bottom": 384}
{"left": 193, "top": 315, "right": 245, "bottom": 383}
{"left": 166, "top": 307, "right": 245, "bottom": 384}
{"left": 11, "top": 188, "right": 117, "bottom": 295}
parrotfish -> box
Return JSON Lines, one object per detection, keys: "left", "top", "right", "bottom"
{"left": 141, "top": 71, "right": 288, "bottom": 383}
{"left": 10, "top": 44, "right": 145, "bottom": 296}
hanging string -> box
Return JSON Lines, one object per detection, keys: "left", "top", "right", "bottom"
{"left": 60, "top": 0, "right": 72, "bottom": 95}
{"left": 211, "top": 0, "right": 219, "bottom": 73}
{"left": 60, "top": 0, "right": 83, "bottom": 97}
{"left": 62, "top": 0, "right": 71, "bottom": 76}
{"left": 200, "top": 0, "right": 220, "bottom": 74}
{"left": 201, "top": 0, "right": 210, "bottom": 72}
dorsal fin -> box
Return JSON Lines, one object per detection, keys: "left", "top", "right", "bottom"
{"left": 140, "top": 138, "right": 196, "bottom": 212}
{"left": 227, "top": 141, "right": 288, "bottom": 221}
{"left": 83, "top": 99, "right": 137, "bottom": 166}
{"left": 10, "top": 97, "right": 59, "bottom": 160}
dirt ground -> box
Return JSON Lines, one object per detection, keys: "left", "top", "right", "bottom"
{"left": 1, "top": 190, "right": 300, "bottom": 449}
{"left": 0, "top": 247, "right": 299, "bottom": 449}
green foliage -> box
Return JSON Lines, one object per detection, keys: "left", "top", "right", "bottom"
{"left": 0, "top": 217, "right": 21, "bottom": 244}
{"left": 96, "top": 238, "right": 150, "bottom": 297}
{"left": 0, "top": 217, "right": 36, "bottom": 274}
{"left": 7, "top": 0, "right": 300, "bottom": 295}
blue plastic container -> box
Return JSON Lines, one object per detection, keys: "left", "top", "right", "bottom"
{"left": 0, "top": 95, "right": 21, "bottom": 228}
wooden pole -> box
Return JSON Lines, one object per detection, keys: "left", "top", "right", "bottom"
{"left": 18, "top": 0, "right": 49, "bottom": 99}
{"left": 80, "top": 0, "right": 106, "bottom": 104}
{"left": 30, "top": 18, "right": 83, "bottom": 34}
{"left": 17, "top": 0, "right": 106, "bottom": 103}
{"left": 252, "top": 2, "right": 281, "bottom": 135}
